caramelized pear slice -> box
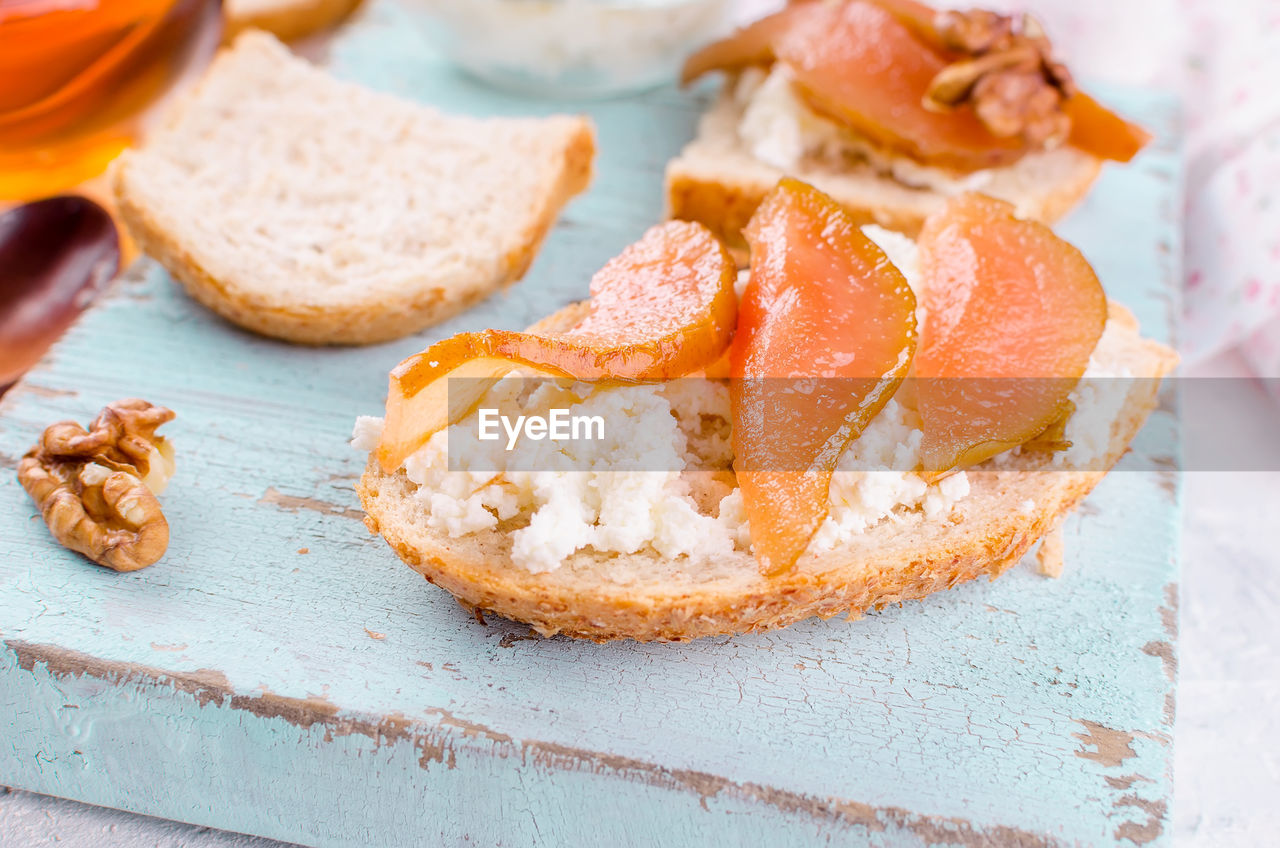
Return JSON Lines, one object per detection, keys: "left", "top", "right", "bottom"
{"left": 915, "top": 193, "right": 1107, "bottom": 474}
{"left": 1064, "top": 92, "right": 1152, "bottom": 164}
{"left": 682, "top": 0, "right": 937, "bottom": 87}
{"left": 777, "top": 1, "right": 1027, "bottom": 172}
{"left": 681, "top": 4, "right": 798, "bottom": 86}
{"left": 865, "top": 0, "right": 941, "bottom": 41}
{"left": 377, "top": 221, "right": 736, "bottom": 473}
{"left": 682, "top": 0, "right": 1148, "bottom": 169}
{"left": 732, "top": 179, "right": 917, "bottom": 575}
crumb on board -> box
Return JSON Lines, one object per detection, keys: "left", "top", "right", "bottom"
{"left": 1036, "top": 524, "right": 1065, "bottom": 578}
{"left": 365, "top": 628, "right": 386, "bottom": 640}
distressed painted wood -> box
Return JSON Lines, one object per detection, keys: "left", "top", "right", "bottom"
{"left": 0, "top": 3, "right": 1181, "bottom": 845}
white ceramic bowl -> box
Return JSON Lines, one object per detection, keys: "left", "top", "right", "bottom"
{"left": 409, "top": 0, "right": 734, "bottom": 98}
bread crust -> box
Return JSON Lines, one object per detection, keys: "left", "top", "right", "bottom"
{"left": 665, "top": 90, "right": 1102, "bottom": 246}
{"left": 224, "top": 0, "right": 364, "bottom": 43}
{"left": 111, "top": 35, "right": 596, "bottom": 346}
{"left": 114, "top": 120, "right": 594, "bottom": 346}
{"left": 356, "top": 305, "right": 1178, "bottom": 642}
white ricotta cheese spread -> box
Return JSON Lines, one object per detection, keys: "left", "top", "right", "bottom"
{"left": 365, "top": 374, "right": 744, "bottom": 574}
{"left": 1059, "top": 329, "right": 1133, "bottom": 468}
{"left": 352, "top": 416, "right": 384, "bottom": 452}
{"left": 810, "top": 398, "right": 970, "bottom": 551}
{"left": 734, "top": 65, "right": 998, "bottom": 194}
{"left": 355, "top": 376, "right": 968, "bottom": 573}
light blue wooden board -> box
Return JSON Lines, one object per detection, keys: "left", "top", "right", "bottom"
{"left": 0, "top": 3, "right": 1181, "bottom": 845}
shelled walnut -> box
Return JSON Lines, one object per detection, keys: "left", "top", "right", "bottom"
{"left": 924, "top": 9, "right": 1076, "bottom": 148}
{"left": 18, "top": 399, "right": 177, "bottom": 572}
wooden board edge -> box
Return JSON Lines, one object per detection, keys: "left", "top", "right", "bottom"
{"left": 0, "top": 636, "right": 1109, "bottom": 847}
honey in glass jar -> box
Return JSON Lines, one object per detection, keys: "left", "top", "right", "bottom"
{"left": 0, "top": 0, "right": 223, "bottom": 202}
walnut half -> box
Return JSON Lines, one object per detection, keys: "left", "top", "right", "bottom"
{"left": 18, "top": 399, "right": 176, "bottom": 572}
{"left": 924, "top": 9, "right": 1076, "bottom": 149}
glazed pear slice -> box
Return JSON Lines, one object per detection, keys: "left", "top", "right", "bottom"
{"left": 779, "top": 0, "right": 1028, "bottom": 172}
{"left": 682, "top": 0, "right": 1022, "bottom": 170}
{"left": 682, "top": 0, "right": 1148, "bottom": 169}
{"left": 681, "top": 0, "right": 936, "bottom": 86}
{"left": 680, "top": 3, "right": 795, "bottom": 85}
{"left": 377, "top": 221, "right": 736, "bottom": 473}
{"left": 915, "top": 193, "right": 1107, "bottom": 475}
{"left": 1064, "top": 93, "right": 1151, "bottom": 164}
{"left": 732, "top": 179, "right": 917, "bottom": 576}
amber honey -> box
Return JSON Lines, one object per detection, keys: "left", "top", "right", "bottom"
{"left": 0, "top": 0, "right": 223, "bottom": 201}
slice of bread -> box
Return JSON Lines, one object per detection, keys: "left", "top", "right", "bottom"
{"left": 356, "top": 302, "right": 1177, "bottom": 643}
{"left": 113, "top": 32, "right": 595, "bottom": 345}
{"left": 224, "top": 0, "right": 363, "bottom": 43}
{"left": 666, "top": 90, "right": 1102, "bottom": 245}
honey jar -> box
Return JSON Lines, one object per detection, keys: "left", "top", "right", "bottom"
{"left": 0, "top": 0, "right": 223, "bottom": 202}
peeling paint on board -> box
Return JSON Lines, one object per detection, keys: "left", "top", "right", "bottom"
{"left": 6, "top": 638, "right": 1069, "bottom": 847}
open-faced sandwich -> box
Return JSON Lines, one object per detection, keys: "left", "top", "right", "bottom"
{"left": 355, "top": 181, "right": 1176, "bottom": 642}
{"left": 667, "top": 0, "right": 1150, "bottom": 244}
